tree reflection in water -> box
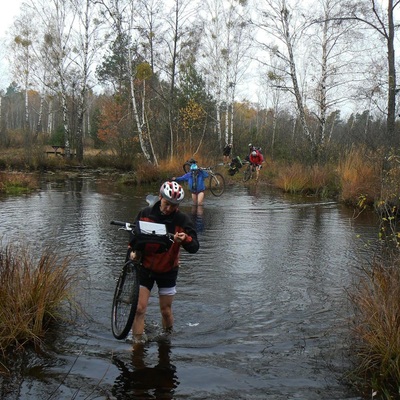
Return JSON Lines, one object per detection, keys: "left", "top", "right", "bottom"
{"left": 112, "top": 341, "right": 179, "bottom": 399}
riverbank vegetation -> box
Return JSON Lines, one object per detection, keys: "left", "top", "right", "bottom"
{"left": 1, "top": 0, "right": 400, "bottom": 395}
{"left": 0, "top": 144, "right": 385, "bottom": 208}
{"left": 0, "top": 242, "right": 80, "bottom": 369}
{"left": 348, "top": 258, "right": 400, "bottom": 399}
{"left": 0, "top": 171, "right": 39, "bottom": 195}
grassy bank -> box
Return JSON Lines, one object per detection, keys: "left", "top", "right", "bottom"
{"left": 348, "top": 258, "right": 400, "bottom": 399}
{"left": 0, "top": 172, "right": 39, "bottom": 195}
{"left": 0, "top": 145, "right": 385, "bottom": 207}
{"left": 0, "top": 242, "right": 80, "bottom": 369}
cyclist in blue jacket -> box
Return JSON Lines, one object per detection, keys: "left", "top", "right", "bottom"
{"left": 173, "top": 162, "right": 209, "bottom": 206}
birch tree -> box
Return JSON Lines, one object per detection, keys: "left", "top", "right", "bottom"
{"left": 24, "top": 0, "right": 78, "bottom": 157}
{"left": 160, "top": 0, "right": 201, "bottom": 160}
{"left": 97, "top": 0, "right": 156, "bottom": 163}
{"left": 261, "top": 59, "right": 287, "bottom": 159}
{"left": 9, "top": 10, "right": 37, "bottom": 144}
{"left": 254, "top": 0, "right": 315, "bottom": 157}
{"left": 339, "top": 0, "right": 399, "bottom": 146}
{"left": 306, "top": 0, "right": 360, "bottom": 160}
{"left": 200, "top": 0, "right": 252, "bottom": 148}
{"left": 70, "top": 0, "right": 101, "bottom": 162}
{"left": 136, "top": 0, "right": 164, "bottom": 72}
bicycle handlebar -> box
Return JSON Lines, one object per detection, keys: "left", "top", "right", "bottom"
{"left": 111, "top": 220, "right": 132, "bottom": 226}
{"left": 110, "top": 220, "right": 134, "bottom": 231}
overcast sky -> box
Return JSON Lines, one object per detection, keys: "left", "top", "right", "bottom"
{"left": 0, "top": 0, "right": 23, "bottom": 37}
{"left": 0, "top": 0, "right": 24, "bottom": 90}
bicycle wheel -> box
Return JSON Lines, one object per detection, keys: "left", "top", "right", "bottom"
{"left": 111, "top": 261, "right": 140, "bottom": 340}
{"left": 243, "top": 165, "right": 252, "bottom": 182}
{"left": 209, "top": 173, "right": 225, "bottom": 196}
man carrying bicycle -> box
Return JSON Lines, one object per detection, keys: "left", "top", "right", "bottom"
{"left": 128, "top": 181, "right": 199, "bottom": 343}
{"left": 172, "top": 161, "right": 209, "bottom": 206}
{"left": 249, "top": 149, "right": 264, "bottom": 181}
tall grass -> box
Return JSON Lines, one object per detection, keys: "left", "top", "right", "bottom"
{"left": 271, "top": 162, "right": 335, "bottom": 195}
{"left": 0, "top": 242, "right": 79, "bottom": 353}
{"left": 349, "top": 260, "right": 400, "bottom": 399}
{"left": 337, "top": 147, "right": 382, "bottom": 207}
{"left": 272, "top": 163, "right": 309, "bottom": 193}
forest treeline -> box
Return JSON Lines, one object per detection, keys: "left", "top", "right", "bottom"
{"left": 0, "top": 0, "right": 399, "bottom": 165}
{"left": 0, "top": 82, "right": 390, "bottom": 165}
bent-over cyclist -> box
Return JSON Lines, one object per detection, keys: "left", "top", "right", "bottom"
{"left": 249, "top": 149, "right": 264, "bottom": 181}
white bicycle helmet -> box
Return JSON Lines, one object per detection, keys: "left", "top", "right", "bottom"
{"left": 251, "top": 150, "right": 257, "bottom": 156}
{"left": 160, "top": 181, "right": 185, "bottom": 204}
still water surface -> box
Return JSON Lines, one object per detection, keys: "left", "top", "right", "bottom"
{"left": 0, "top": 174, "right": 379, "bottom": 399}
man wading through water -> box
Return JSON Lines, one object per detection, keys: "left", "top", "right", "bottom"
{"left": 128, "top": 181, "right": 200, "bottom": 343}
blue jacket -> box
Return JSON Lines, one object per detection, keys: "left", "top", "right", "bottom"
{"left": 175, "top": 169, "right": 209, "bottom": 193}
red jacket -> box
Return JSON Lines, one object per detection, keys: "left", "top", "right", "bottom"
{"left": 249, "top": 150, "right": 264, "bottom": 165}
{"left": 129, "top": 200, "right": 199, "bottom": 273}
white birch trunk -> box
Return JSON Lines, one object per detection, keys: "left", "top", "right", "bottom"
{"left": 36, "top": 94, "right": 44, "bottom": 138}
{"left": 282, "top": 0, "right": 312, "bottom": 146}
{"left": 47, "top": 98, "right": 53, "bottom": 134}
{"left": 127, "top": 48, "right": 151, "bottom": 162}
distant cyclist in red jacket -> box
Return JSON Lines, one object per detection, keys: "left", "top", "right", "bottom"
{"left": 249, "top": 149, "right": 264, "bottom": 181}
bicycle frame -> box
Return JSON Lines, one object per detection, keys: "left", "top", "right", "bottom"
{"left": 243, "top": 162, "right": 257, "bottom": 182}
{"left": 180, "top": 163, "right": 226, "bottom": 196}
{"left": 110, "top": 220, "right": 174, "bottom": 340}
{"left": 200, "top": 167, "right": 225, "bottom": 197}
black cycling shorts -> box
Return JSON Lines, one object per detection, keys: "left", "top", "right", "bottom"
{"left": 139, "top": 267, "right": 178, "bottom": 293}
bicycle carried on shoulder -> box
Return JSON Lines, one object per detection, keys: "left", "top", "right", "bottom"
{"left": 110, "top": 220, "right": 173, "bottom": 340}
{"left": 182, "top": 161, "right": 225, "bottom": 197}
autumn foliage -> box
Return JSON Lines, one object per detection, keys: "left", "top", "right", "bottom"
{"left": 97, "top": 97, "right": 138, "bottom": 158}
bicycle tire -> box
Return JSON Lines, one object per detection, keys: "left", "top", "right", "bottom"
{"left": 111, "top": 261, "right": 140, "bottom": 340}
{"left": 209, "top": 172, "right": 225, "bottom": 196}
{"left": 183, "top": 162, "right": 191, "bottom": 173}
{"left": 243, "top": 165, "right": 252, "bottom": 182}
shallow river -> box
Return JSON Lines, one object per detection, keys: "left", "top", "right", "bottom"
{"left": 0, "top": 173, "right": 379, "bottom": 400}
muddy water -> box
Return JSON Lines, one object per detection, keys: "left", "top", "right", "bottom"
{"left": 0, "top": 174, "right": 378, "bottom": 399}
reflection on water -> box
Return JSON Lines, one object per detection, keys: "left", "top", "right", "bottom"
{"left": 112, "top": 341, "right": 178, "bottom": 399}
{"left": 191, "top": 205, "right": 205, "bottom": 233}
{"left": 0, "top": 175, "right": 380, "bottom": 400}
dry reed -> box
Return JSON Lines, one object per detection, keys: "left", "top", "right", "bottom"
{"left": 0, "top": 242, "right": 79, "bottom": 353}
{"left": 349, "top": 261, "right": 400, "bottom": 398}
{"left": 337, "top": 147, "right": 382, "bottom": 206}
{"left": 272, "top": 162, "right": 333, "bottom": 194}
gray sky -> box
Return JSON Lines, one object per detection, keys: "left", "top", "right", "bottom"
{"left": 0, "top": 0, "right": 22, "bottom": 37}
{"left": 0, "top": 0, "right": 23, "bottom": 90}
